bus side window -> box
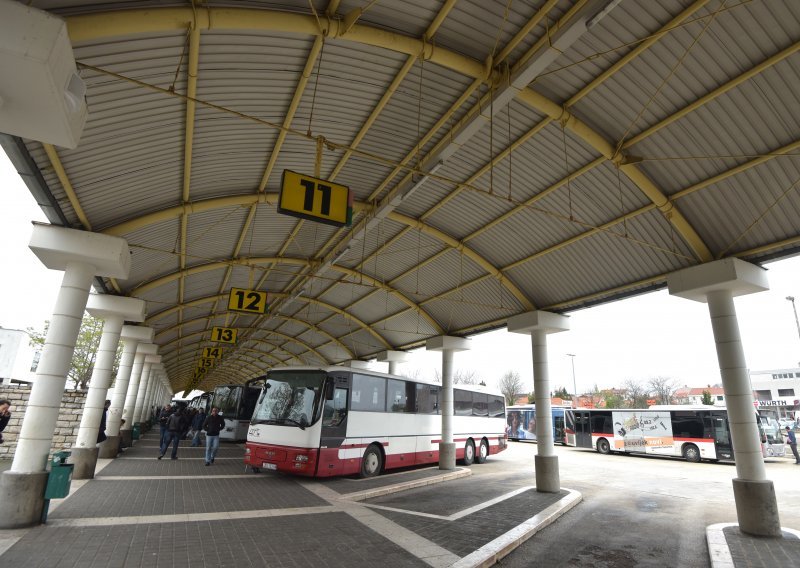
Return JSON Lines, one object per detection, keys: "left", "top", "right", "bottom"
{"left": 323, "top": 388, "right": 348, "bottom": 427}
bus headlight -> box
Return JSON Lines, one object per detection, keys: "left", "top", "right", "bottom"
{"left": 294, "top": 454, "right": 309, "bottom": 463}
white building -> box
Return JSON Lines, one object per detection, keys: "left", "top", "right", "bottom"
{"left": 749, "top": 367, "right": 800, "bottom": 423}
{"left": 0, "top": 327, "right": 39, "bottom": 385}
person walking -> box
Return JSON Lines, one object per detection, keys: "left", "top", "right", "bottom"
{"left": 786, "top": 426, "right": 799, "bottom": 464}
{"left": 97, "top": 399, "right": 110, "bottom": 444}
{"left": 203, "top": 407, "right": 225, "bottom": 466}
{"left": 191, "top": 408, "right": 206, "bottom": 447}
{"left": 157, "top": 404, "right": 172, "bottom": 451}
{"left": 159, "top": 410, "right": 182, "bottom": 460}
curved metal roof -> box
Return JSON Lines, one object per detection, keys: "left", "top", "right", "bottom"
{"left": 5, "top": 0, "right": 800, "bottom": 393}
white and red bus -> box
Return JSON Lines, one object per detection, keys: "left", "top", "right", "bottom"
{"left": 244, "top": 366, "right": 507, "bottom": 477}
{"left": 565, "top": 405, "right": 783, "bottom": 462}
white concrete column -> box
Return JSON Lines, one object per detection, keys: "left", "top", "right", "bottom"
{"left": 72, "top": 295, "right": 145, "bottom": 476}
{"left": 106, "top": 326, "right": 153, "bottom": 439}
{"left": 142, "top": 365, "right": 162, "bottom": 422}
{"left": 0, "top": 224, "right": 130, "bottom": 529}
{"left": 122, "top": 343, "right": 157, "bottom": 441}
{"left": 668, "top": 258, "right": 779, "bottom": 536}
{"left": 133, "top": 357, "right": 156, "bottom": 424}
{"left": 11, "top": 262, "right": 95, "bottom": 473}
{"left": 426, "top": 336, "right": 471, "bottom": 470}
{"left": 377, "top": 350, "right": 409, "bottom": 375}
{"left": 509, "top": 311, "right": 570, "bottom": 493}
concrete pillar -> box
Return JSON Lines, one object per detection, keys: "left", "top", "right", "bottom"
{"left": 102, "top": 326, "right": 153, "bottom": 457}
{"left": 426, "top": 336, "right": 471, "bottom": 470}
{"left": 142, "top": 364, "right": 163, "bottom": 424}
{"left": 0, "top": 224, "right": 129, "bottom": 529}
{"left": 71, "top": 295, "right": 145, "bottom": 478}
{"left": 508, "top": 311, "right": 570, "bottom": 493}
{"left": 377, "top": 350, "right": 409, "bottom": 376}
{"left": 134, "top": 356, "right": 156, "bottom": 426}
{"left": 121, "top": 343, "right": 157, "bottom": 445}
{"left": 668, "top": 258, "right": 780, "bottom": 536}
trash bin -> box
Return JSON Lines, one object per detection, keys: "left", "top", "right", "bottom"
{"left": 45, "top": 451, "right": 73, "bottom": 499}
{"left": 42, "top": 451, "right": 73, "bottom": 523}
{"left": 132, "top": 423, "right": 141, "bottom": 440}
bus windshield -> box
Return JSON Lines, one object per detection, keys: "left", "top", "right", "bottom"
{"left": 214, "top": 386, "right": 240, "bottom": 417}
{"left": 251, "top": 370, "right": 326, "bottom": 427}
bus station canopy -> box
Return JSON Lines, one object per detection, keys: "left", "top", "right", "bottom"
{"left": 3, "top": 0, "right": 799, "bottom": 393}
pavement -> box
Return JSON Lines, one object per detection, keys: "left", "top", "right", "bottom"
{"left": 0, "top": 431, "right": 797, "bottom": 567}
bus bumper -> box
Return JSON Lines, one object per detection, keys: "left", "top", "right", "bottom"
{"left": 244, "top": 442, "right": 319, "bottom": 476}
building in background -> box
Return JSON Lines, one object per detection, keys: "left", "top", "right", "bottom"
{"left": 749, "top": 368, "right": 800, "bottom": 425}
{"left": 0, "top": 327, "right": 39, "bottom": 385}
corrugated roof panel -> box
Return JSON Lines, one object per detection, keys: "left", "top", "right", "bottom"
{"left": 182, "top": 267, "right": 228, "bottom": 304}
{"left": 338, "top": 286, "right": 410, "bottom": 325}
{"left": 678, "top": 159, "right": 800, "bottom": 257}
{"left": 239, "top": 205, "right": 301, "bottom": 258}
{"left": 185, "top": 207, "right": 250, "bottom": 265}
{"left": 423, "top": 183, "right": 515, "bottom": 241}
{"left": 123, "top": 218, "right": 182, "bottom": 288}
{"left": 433, "top": 0, "right": 545, "bottom": 63}
{"left": 374, "top": 307, "right": 441, "bottom": 349}
{"left": 421, "top": 274, "right": 524, "bottom": 334}
{"left": 507, "top": 219, "right": 691, "bottom": 309}
{"left": 391, "top": 247, "right": 487, "bottom": 304}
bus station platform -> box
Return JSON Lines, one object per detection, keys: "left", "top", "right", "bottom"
{"left": 1, "top": 430, "right": 799, "bottom": 567}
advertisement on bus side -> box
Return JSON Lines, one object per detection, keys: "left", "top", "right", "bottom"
{"left": 612, "top": 411, "right": 674, "bottom": 454}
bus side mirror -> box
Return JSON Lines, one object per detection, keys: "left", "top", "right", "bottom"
{"left": 325, "top": 382, "right": 334, "bottom": 400}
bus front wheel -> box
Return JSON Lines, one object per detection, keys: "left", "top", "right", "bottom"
{"left": 463, "top": 440, "right": 476, "bottom": 465}
{"left": 596, "top": 438, "right": 611, "bottom": 454}
{"left": 476, "top": 439, "right": 489, "bottom": 464}
{"left": 683, "top": 444, "right": 701, "bottom": 463}
{"left": 360, "top": 444, "right": 383, "bottom": 478}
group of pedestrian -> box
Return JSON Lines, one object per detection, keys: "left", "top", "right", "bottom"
{"left": 156, "top": 404, "right": 225, "bottom": 466}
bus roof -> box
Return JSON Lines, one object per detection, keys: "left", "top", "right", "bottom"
{"left": 267, "top": 365, "right": 503, "bottom": 396}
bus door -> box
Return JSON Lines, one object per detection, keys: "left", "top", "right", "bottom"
{"left": 574, "top": 410, "right": 593, "bottom": 448}
{"left": 705, "top": 411, "right": 733, "bottom": 460}
{"left": 318, "top": 374, "right": 350, "bottom": 476}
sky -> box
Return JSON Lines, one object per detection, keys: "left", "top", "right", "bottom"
{"left": 2, "top": 150, "right": 800, "bottom": 395}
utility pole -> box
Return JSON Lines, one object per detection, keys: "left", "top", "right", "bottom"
{"left": 787, "top": 296, "right": 800, "bottom": 366}
{"left": 566, "top": 353, "right": 577, "bottom": 408}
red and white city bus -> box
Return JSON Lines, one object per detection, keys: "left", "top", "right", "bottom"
{"left": 244, "top": 366, "right": 507, "bottom": 477}
{"left": 565, "top": 405, "right": 783, "bottom": 462}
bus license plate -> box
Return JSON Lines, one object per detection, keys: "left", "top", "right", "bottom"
{"left": 263, "top": 462, "right": 277, "bottom": 470}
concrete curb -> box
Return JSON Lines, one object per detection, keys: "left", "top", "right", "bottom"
{"left": 452, "top": 488, "right": 582, "bottom": 568}
{"left": 707, "top": 523, "right": 800, "bottom": 568}
{"left": 341, "top": 467, "right": 472, "bottom": 502}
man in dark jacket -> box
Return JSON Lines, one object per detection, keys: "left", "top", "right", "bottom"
{"left": 203, "top": 407, "right": 226, "bottom": 466}
{"left": 786, "top": 426, "right": 799, "bottom": 464}
{"left": 0, "top": 399, "right": 11, "bottom": 445}
{"left": 157, "top": 404, "right": 172, "bottom": 452}
{"left": 159, "top": 411, "right": 183, "bottom": 460}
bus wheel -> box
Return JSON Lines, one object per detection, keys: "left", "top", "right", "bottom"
{"left": 683, "top": 444, "right": 701, "bottom": 463}
{"left": 251, "top": 467, "right": 260, "bottom": 474}
{"left": 476, "top": 439, "right": 489, "bottom": 464}
{"left": 463, "top": 440, "right": 476, "bottom": 465}
{"left": 360, "top": 444, "right": 383, "bottom": 478}
{"left": 596, "top": 438, "right": 611, "bottom": 454}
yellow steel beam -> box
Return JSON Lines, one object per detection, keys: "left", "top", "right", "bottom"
{"left": 67, "top": 8, "right": 490, "bottom": 82}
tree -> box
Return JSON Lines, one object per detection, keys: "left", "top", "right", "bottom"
{"left": 552, "top": 386, "right": 571, "bottom": 400}
{"left": 527, "top": 391, "right": 535, "bottom": 404}
{"left": 648, "top": 376, "right": 676, "bottom": 405}
{"left": 603, "top": 394, "right": 625, "bottom": 408}
{"left": 622, "top": 380, "right": 649, "bottom": 408}
{"left": 498, "top": 370, "right": 524, "bottom": 406}
{"left": 701, "top": 389, "right": 713, "bottom": 405}
{"left": 28, "top": 315, "right": 118, "bottom": 390}
{"left": 431, "top": 368, "right": 483, "bottom": 385}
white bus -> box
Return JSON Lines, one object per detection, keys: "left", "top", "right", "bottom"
{"left": 565, "top": 405, "right": 784, "bottom": 462}
{"left": 244, "top": 366, "right": 508, "bottom": 477}
{"left": 212, "top": 380, "right": 262, "bottom": 442}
